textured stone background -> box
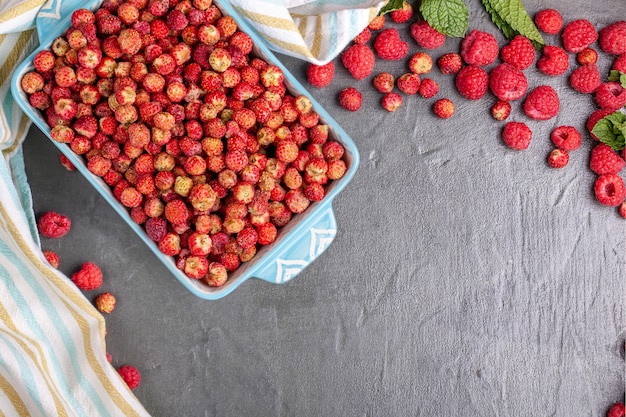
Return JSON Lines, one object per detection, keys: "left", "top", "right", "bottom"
{"left": 22, "top": 0, "right": 625, "bottom": 415}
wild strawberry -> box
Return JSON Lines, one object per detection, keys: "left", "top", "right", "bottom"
{"left": 381, "top": 92, "right": 403, "bottom": 112}
{"left": 283, "top": 167, "right": 303, "bottom": 190}
{"left": 156, "top": 232, "right": 180, "bottom": 256}
{"left": 547, "top": 149, "right": 569, "bottom": 168}
{"left": 353, "top": 27, "right": 371, "bottom": 44}
{"left": 304, "top": 183, "right": 325, "bottom": 201}
{"left": 338, "top": 87, "right": 362, "bottom": 112}
{"left": 410, "top": 20, "right": 446, "bottom": 50}
{"left": 433, "top": 98, "right": 454, "bottom": 119}
{"left": 341, "top": 44, "right": 375, "bottom": 80}
{"left": 368, "top": 15, "right": 385, "bottom": 31}
{"left": 285, "top": 189, "right": 310, "bottom": 214}
{"left": 59, "top": 154, "right": 76, "bottom": 171}
{"left": 491, "top": 100, "right": 512, "bottom": 121}
{"left": 502, "top": 121, "right": 532, "bottom": 150}
{"left": 54, "top": 66, "right": 77, "bottom": 88}
{"left": 595, "top": 174, "right": 625, "bottom": 206}
{"left": 562, "top": 19, "right": 598, "bottom": 53}
{"left": 236, "top": 227, "right": 257, "bottom": 249}
{"left": 524, "top": 85, "right": 560, "bottom": 120}
{"left": 43, "top": 250, "right": 60, "bottom": 268}
{"left": 327, "top": 160, "right": 347, "bottom": 180}
{"left": 21, "top": 72, "right": 44, "bottom": 94}
{"left": 28, "top": 92, "right": 50, "bottom": 110}
{"left": 38, "top": 211, "right": 71, "bottom": 238}
{"left": 534, "top": 9, "right": 562, "bottom": 35}
{"left": 577, "top": 48, "right": 598, "bottom": 65}
{"left": 94, "top": 292, "right": 116, "bottom": 314}
{"left": 205, "top": 262, "right": 228, "bottom": 287}
{"left": 186, "top": 232, "right": 212, "bottom": 256}
{"left": 71, "top": 262, "right": 103, "bottom": 291}
{"left": 550, "top": 126, "right": 582, "bottom": 151}
{"left": 372, "top": 72, "right": 395, "bottom": 93}
{"left": 397, "top": 73, "right": 421, "bottom": 95}
{"left": 437, "top": 53, "right": 462, "bottom": 75}
{"left": 165, "top": 199, "right": 190, "bottom": 225}
{"left": 216, "top": 15, "right": 237, "bottom": 39}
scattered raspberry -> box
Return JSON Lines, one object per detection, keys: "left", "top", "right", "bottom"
{"left": 594, "top": 174, "right": 626, "bottom": 206}
{"left": 338, "top": 87, "right": 362, "bottom": 112}
{"left": 500, "top": 35, "right": 535, "bottom": 70}
{"left": 455, "top": 65, "right": 488, "bottom": 100}
{"left": 341, "top": 44, "right": 375, "bottom": 80}
{"left": 550, "top": 126, "right": 582, "bottom": 151}
{"left": 570, "top": 64, "right": 602, "bottom": 94}
{"left": 547, "top": 149, "right": 569, "bottom": 168}
{"left": 489, "top": 63, "right": 528, "bottom": 101}
{"left": 396, "top": 73, "right": 421, "bottom": 95}
{"left": 410, "top": 20, "right": 446, "bottom": 50}
{"left": 460, "top": 30, "right": 499, "bottom": 66}
{"left": 537, "top": 45, "right": 569, "bottom": 76}
{"left": 524, "top": 85, "right": 560, "bottom": 120}
{"left": 608, "top": 402, "right": 625, "bottom": 417}
{"left": 577, "top": 48, "right": 598, "bottom": 65}
{"left": 37, "top": 211, "right": 71, "bottom": 238}
{"left": 595, "top": 82, "right": 626, "bottom": 111}
{"left": 433, "top": 99, "right": 454, "bottom": 119}
{"left": 381, "top": 92, "right": 403, "bottom": 112}
{"left": 306, "top": 62, "right": 334, "bottom": 88}
{"left": 590, "top": 143, "right": 626, "bottom": 175}
{"left": 117, "top": 365, "right": 141, "bottom": 390}
{"left": 502, "top": 122, "right": 532, "bottom": 150}
{"left": 372, "top": 72, "right": 395, "bottom": 93}
{"left": 587, "top": 109, "right": 614, "bottom": 140}
{"left": 389, "top": 1, "right": 413, "bottom": 23}
{"left": 613, "top": 53, "right": 626, "bottom": 72}
{"left": 71, "top": 262, "right": 103, "bottom": 291}
{"left": 94, "top": 292, "right": 116, "bottom": 313}
{"left": 562, "top": 19, "right": 598, "bottom": 53}
{"left": 418, "top": 78, "right": 439, "bottom": 98}
{"left": 491, "top": 100, "right": 512, "bottom": 121}
{"left": 374, "top": 28, "right": 409, "bottom": 60}
{"left": 599, "top": 21, "right": 626, "bottom": 54}
{"left": 43, "top": 250, "right": 60, "bottom": 269}
{"left": 437, "top": 53, "right": 462, "bottom": 75}
{"left": 534, "top": 9, "right": 563, "bottom": 35}
{"left": 620, "top": 201, "right": 626, "bottom": 218}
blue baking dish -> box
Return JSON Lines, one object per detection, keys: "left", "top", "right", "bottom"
{"left": 11, "top": 0, "right": 359, "bottom": 299}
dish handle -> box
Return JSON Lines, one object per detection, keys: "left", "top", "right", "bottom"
{"left": 254, "top": 205, "right": 337, "bottom": 284}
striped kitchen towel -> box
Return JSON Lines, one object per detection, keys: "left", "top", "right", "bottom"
{"left": 229, "top": 0, "right": 387, "bottom": 64}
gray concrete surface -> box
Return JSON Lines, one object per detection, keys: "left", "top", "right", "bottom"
{"left": 21, "top": 0, "right": 625, "bottom": 415}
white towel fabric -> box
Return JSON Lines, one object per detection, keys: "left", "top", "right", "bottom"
{"left": 0, "top": 0, "right": 383, "bottom": 414}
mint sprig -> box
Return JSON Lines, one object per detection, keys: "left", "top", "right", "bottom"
{"left": 592, "top": 111, "right": 626, "bottom": 151}
{"left": 419, "top": 0, "right": 469, "bottom": 38}
{"left": 481, "top": 0, "right": 544, "bottom": 49}
{"left": 607, "top": 70, "right": 626, "bottom": 88}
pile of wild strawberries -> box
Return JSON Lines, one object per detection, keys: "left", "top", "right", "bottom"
{"left": 21, "top": 0, "right": 349, "bottom": 287}
{"left": 305, "top": 3, "right": 626, "bottom": 218}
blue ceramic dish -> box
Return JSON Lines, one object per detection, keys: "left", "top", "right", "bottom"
{"left": 11, "top": 0, "right": 359, "bottom": 299}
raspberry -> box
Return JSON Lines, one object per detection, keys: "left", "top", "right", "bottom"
{"left": 389, "top": 2, "right": 413, "bottom": 24}
{"left": 117, "top": 365, "right": 141, "bottom": 390}
{"left": 43, "top": 250, "right": 60, "bottom": 268}
{"left": 534, "top": 9, "right": 562, "bottom": 35}
{"left": 594, "top": 174, "right": 625, "bottom": 206}
{"left": 613, "top": 53, "right": 626, "bottom": 72}
{"left": 547, "top": 149, "right": 569, "bottom": 168}
{"left": 460, "top": 30, "right": 499, "bottom": 66}
{"left": 524, "top": 85, "right": 560, "bottom": 120}
{"left": 418, "top": 78, "right": 439, "bottom": 98}
{"left": 537, "top": 45, "right": 569, "bottom": 76}
{"left": 621, "top": 201, "right": 626, "bottom": 218}
{"left": 437, "top": 53, "right": 462, "bottom": 75}
{"left": 500, "top": 35, "right": 535, "bottom": 70}
{"left": 551, "top": 126, "right": 582, "bottom": 151}
{"left": 353, "top": 28, "right": 371, "bottom": 44}
{"left": 341, "top": 44, "right": 375, "bottom": 80}
{"left": 570, "top": 64, "right": 602, "bottom": 94}
{"left": 338, "top": 87, "right": 362, "bottom": 112}
{"left": 608, "top": 402, "right": 626, "bottom": 417}
{"left": 381, "top": 92, "right": 402, "bottom": 112}
{"left": 408, "top": 52, "right": 433, "bottom": 75}
{"left": 595, "top": 82, "right": 626, "bottom": 111}
{"left": 577, "top": 48, "right": 598, "bottom": 65}
{"left": 372, "top": 72, "right": 395, "bottom": 93}
{"left": 396, "top": 73, "right": 421, "bottom": 95}
{"left": 374, "top": 29, "right": 409, "bottom": 60}
{"left": 94, "top": 292, "right": 116, "bottom": 313}
{"left": 71, "top": 262, "right": 103, "bottom": 291}
{"left": 455, "top": 65, "right": 488, "bottom": 100}
{"left": 38, "top": 211, "right": 71, "bottom": 238}
{"left": 410, "top": 20, "right": 446, "bottom": 50}
{"left": 491, "top": 100, "right": 512, "bottom": 121}
{"left": 589, "top": 143, "right": 625, "bottom": 175}
{"left": 562, "top": 19, "right": 598, "bottom": 53}
{"left": 306, "top": 62, "right": 334, "bottom": 88}
{"left": 587, "top": 109, "right": 614, "bottom": 140}
{"left": 433, "top": 98, "right": 454, "bottom": 119}
{"left": 502, "top": 122, "right": 532, "bottom": 150}
{"left": 489, "top": 63, "right": 528, "bottom": 101}
{"left": 599, "top": 21, "right": 626, "bottom": 54}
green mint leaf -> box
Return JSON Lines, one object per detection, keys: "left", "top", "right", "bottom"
{"left": 608, "top": 70, "right": 622, "bottom": 82}
{"left": 420, "top": 0, "right": 469, "bottom": 38}
{"left": 483, "top": 0, "right": 544, "bottom": 48}
{"left": 379, "top": 0, "right": 406, "bottom": 15}
{"left": 481, "top": 0, "right": 516, "bottom": 39}
{"left": 592, "top": 113, "right": 626, "bottom": 151}
{"left": 622, "top": 73, "right": 626, "bottom": 89}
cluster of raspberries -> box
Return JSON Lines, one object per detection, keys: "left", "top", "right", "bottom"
{"left": 305, "top": 3, "right": 626, "bottom": 217}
